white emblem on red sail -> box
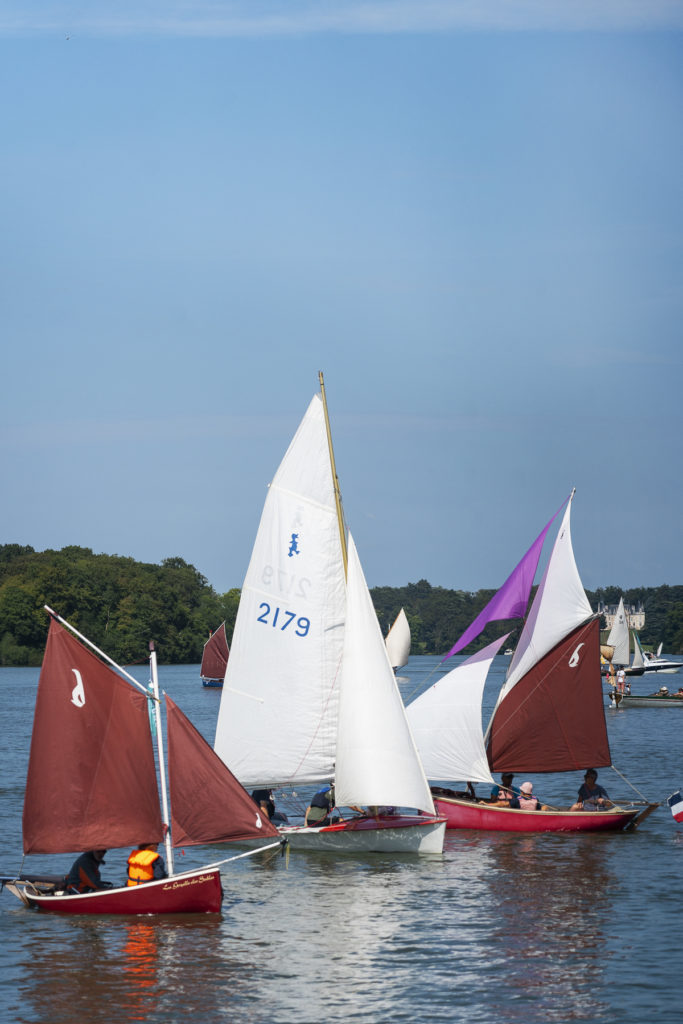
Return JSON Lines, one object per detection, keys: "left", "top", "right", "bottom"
{"left": 568, "top": 643, "right": 585, "bottom": 668}
{"left": 70, "top": 668, "right": 86, "bottom": 708}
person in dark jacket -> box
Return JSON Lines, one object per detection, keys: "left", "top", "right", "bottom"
{"left": 64, "top": 849, "right": 110, "bottom": 893}
{"left": 305, "top": 784, "right": 335, "bottom": 827}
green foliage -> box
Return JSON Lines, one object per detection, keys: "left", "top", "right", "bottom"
{"left": 1, "top": 543, "right": 682, "bottom": 665}
{"left": 0, "top": 545, "right": 232, "bottom": 666}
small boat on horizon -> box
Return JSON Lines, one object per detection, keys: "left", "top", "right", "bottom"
{"left": 200, "top": 622, "right": 229, "bottom": 687}
{"left": 385, "top": 607, "right": 411, "bottom": 672}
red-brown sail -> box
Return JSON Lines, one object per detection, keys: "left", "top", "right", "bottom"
{"left": 23, "top": 619, "right": 163, "bottom": 854}
{"left": 487, "top": 617, "right": 611, "bottom": 774}
{"left": 200, "top": 623, "right": 229, "bottom": 682}
{"left": 166, "top": 696, "right": 280, "bottom": 846}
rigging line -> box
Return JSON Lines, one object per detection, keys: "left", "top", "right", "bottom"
{"left": 403, "top": 662, "right": 443, "bottom": 704}
{"left": 609, "top": 763, "right": 653, "bottom": 803}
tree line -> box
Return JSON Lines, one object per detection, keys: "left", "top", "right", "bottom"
{"left": 1, "top": 544, "right": 682, "bottom": 667}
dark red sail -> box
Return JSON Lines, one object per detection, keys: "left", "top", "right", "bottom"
{"left": 487, "top": 617, "right": 611, "bottom": 774}
{"left": 23, "top": 619, "right": 163, "bottom": 854}
{"left": 200, "top": 623, "right": 229, "bottom": 682}
{"left": 166, "top": 696, "right": 280, "bottom": 846}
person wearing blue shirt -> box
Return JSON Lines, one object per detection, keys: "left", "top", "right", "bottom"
{"left": 489, "top": 773, "right": 520, "bottom": 805}
{"left": 570, "top": 769, "right": 612, "bottom": 811}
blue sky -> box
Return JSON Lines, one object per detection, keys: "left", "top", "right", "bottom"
{"left": 1, "top": 2, "right": 682, "bottom": 598}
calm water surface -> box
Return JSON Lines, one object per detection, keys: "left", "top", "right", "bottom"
{"left": 1, "top": 656, "right": 682, "bottom": 1023}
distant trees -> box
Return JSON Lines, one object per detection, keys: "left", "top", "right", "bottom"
{"left": 1, "top": 544, "right": 681, "bottom": 666}
{"left": 0, "top": 545, "right": 237, "bottom": 666}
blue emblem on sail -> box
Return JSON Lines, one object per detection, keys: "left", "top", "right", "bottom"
{"left": 288, "top": 533, "right": 300, "bottom": 557}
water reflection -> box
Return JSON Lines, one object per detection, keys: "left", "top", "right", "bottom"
{"left": 463, "top": 831, "right": 615, "bottom": 1022}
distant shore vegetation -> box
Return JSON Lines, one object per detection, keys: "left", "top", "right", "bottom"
{"left": 1, "top": 544, "right": 682, "bottom": 667}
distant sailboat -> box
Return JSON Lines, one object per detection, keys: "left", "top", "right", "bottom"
{"left": 200, "top": 622, "right": 229, "bottom": 687}
{"left": 385, "top": 608, "right": 411, "bottom": 671}
{"left": 603, "top": 598, "right": 644, "bottom": 678}
{"left": 213, "top": 376, "right": 445, "bottom": 854}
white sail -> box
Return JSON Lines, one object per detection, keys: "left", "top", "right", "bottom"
{"left": 385, "top": 608, "right": 411, "bottom": 670}
{"left": 606, "top": 597, "right": 630, "bottom": 668}
{"left": 334, "top": 534, "right": 435, "bottom": 814}
{"left": 497, "top": 495, "right": 592, "bottom": 705}
{"left": 406, "top": 635, "right": 508, "bottom": 786}
{"left": 632, "top": 631, "right": 645, "bottom": 670}
{"left": 214, "top": 395, "right": 346, "bottom": 787}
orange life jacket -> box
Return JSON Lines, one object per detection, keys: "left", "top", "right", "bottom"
{"left": 127, "top": 849, "right": 160, "bottom": 886}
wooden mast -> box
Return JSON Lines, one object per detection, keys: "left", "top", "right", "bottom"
{"left": 318, "top": 370, "right": 348, "bottom": 579}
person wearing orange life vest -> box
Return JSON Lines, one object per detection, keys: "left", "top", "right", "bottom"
{"left": 127, "top": 843, "right": 167, "bottom": 886}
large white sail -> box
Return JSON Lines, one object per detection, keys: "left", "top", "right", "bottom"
{"left": 496, "top": 495, "right": 592, "bottom": 706}
{"left": 214, "top": 395, "right": 346, "bottom": 787}
{"left": 334, "top": 534, "right": 435, "bottom": 814}
{"left": 406, "top": 636, "right": 508, "bottom": 786}
{"left": 385, "top": 608, "right": 411, "bottom": 670}
{"left": 606, "top": 597, "right": 630, "bottom": 668}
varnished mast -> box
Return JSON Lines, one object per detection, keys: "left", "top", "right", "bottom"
{"left": 318, "top": 370, "right": 348, "bottom": 578}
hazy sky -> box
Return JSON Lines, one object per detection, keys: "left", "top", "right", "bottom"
{"left": 2, "top": 2, "right": 682, "bottom": 598}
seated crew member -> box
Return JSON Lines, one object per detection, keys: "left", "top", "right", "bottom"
{"left": 305, "top": 783, "right": 335, "bottom": 827}
{"left": 509, "top": 781, "right": 547, "bottom": 811}
{"left": 489, "top": 773, "right": 519, "bottom": 805}
{"left": 127, "top": 843, "right": 168, "bottom": 886}
{"left": 64, "top": 849, "right": 111, "bottom": 893}
{"left": 569, "top": 769, "right": 612, "bottom": 812}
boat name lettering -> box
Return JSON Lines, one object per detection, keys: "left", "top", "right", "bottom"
{"left": 163, "top": 874, "right": 214, "bottom": 891}
{"left": 261, "top": 565, "right": 311, "bottom": 599}
{"left": 257, "top": 602, "right": 310, "bottom": 637}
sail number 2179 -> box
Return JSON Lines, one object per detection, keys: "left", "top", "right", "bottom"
{"left": 257, "top": 603, "right": 311, "bottom": 637}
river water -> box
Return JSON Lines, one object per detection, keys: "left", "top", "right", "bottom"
{"left": 1, "top": 655, "right": 682, "bottom": 1024}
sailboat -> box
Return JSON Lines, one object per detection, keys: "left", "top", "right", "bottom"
{"left": 5, "top": 608, "right": 281, "bottom": 914}
{"left": 385, "top": 608, "right": 411, "bottom": 671}
{"left": 406, "top": 494, "right": 658, "bottom": 833}
{"left": 213, "top": 376, "right": 445, "bottom": 854}
{"left": 200, "top": 622, "right": 229, "bottom": 687}
{"left": 602, "top": 597, "right": 644, "bottom": 679}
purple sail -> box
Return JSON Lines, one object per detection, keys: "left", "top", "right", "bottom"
{"left": 443, "top": 496, "right": 570, "bottom": 660}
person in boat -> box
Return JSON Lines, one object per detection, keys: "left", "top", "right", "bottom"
{"left": 252, "top": 788, "right": 290, "bottom": 825}
{"left": 616, "top": 667, "right": 626, "bottom": 694}
{"left": 570, "top": 769, "right": 612, "bottom": 812}
{"left": 251, "top": 788, "right": 276, "bottom": 819}
{"left": 676, "top": 687, "right": 683, "bottom": 698}
{"left": 127, "top": 843, "right": 167, "bottom": 886}
{"left": 64, "top": 849, "right": 111, "bottom": 893}
{"left": 305, "top": 782, "right": 335, "bottom": 827}
{"left": 489, "top": 773, "right": 520, "bottom": 805}
{"left": 509, "top": 781, "right": 547, "bottom": 811}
